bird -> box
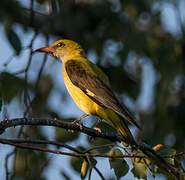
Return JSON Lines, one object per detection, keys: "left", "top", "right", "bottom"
{"left": 35, "top": 39, "right": 141, "bottom": 146}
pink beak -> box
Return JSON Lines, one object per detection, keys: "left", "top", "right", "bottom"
{"left": 35, "top": 46, "right": 55, "bottom": 53}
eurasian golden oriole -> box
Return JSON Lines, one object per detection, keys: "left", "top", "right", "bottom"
{"left": 36, "top": 39, "right": 140, "bottom": 146}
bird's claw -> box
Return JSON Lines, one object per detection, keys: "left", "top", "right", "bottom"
{"left": 72, "top": 114, "right": 88, "bottom": 125}
{"left": 93, "top": 127, "right": 102, "bottom": 133}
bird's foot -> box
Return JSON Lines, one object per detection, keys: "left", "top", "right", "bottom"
{"left": 93, "top": 127, "right": 102, "bottom": 133}
{"left": 88, "top": 118, "right": 102, "bottom": 141}
{"left": 72, "top": 114, "right": 89, "bottom": 125}
{"left": 92, "top": 117, "right": 102, "bottom": 130}
{"left": 68, "top": 129, "right": 75, "bottom": 133}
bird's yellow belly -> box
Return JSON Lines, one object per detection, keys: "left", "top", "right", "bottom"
{"left": 63, "top": 69, "right": 97, "bottom": 115}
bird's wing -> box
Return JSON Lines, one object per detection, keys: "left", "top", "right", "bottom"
{"left": 65, "top": 60, "right": 141, "bottom": 129}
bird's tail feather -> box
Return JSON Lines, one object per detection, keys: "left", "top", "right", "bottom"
{"left": 97, "top": 108, "right": 137, "bottom": 146}
{"left": 115, "top": 119, "right": 137, "bottom": 146}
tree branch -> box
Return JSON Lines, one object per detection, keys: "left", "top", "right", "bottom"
{"left": 0, "top": 118, "right": 125, "bottom": 142}
{"left": 0, "top": 138, "right": 184, "bottom": 159}
{"left": 0, "top": 118, "right": 184, "bottom": 179}
{"left": 0, "top": 138, "right": 144, "bottom": 158}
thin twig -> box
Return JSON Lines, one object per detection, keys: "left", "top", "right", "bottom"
{"left": 94, "top": 167, "right": 105, "bottom": 180}
{"left": 137, "top": 142, "right": 181, "bottom": 180}
{"left": 24, "top": 31, "right": 39, "bottom": 117}
{"left": 88, "top": 168, "right": 92, "bottom": 180}
{"left": 34, "top": 36, "right": 49, "bottom": 90}
{"left": 0, "top": 138, "right": 82, "bottom": 153}
{"left": 5, "top": 150, "right": 15, "bottom": 180}
{"left": 0, "top": 139, "right": 144, "bottom": 158}
{"left": 0, "top": 118, "right": 125, "bottom": 142}
{"left": 83, "top": 143, "right": 116, "bottom": 153}
{"left": 0, "top": 118, "right": 184, "bottom": 179}
{"left": 0, "top": 138, "right": 184, "bottom": 160}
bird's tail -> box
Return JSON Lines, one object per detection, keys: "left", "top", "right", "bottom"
{"left": 115, "top": 118, "right": 137, "bottom": 147}
{"left": 97, "top": 107, "right": 137, "bottom": 147}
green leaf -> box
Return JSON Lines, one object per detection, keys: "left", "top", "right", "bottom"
{"left": 0, "top": 72, "right": 26, "bottom": 103}
{"left": 14, "top": 149, "right": 48, "bottom": 179}
{"left": 87, "top": 156, "right": 97, "bottom": 168}
{"left": 31, "top": 76, "right": 53, "bottom": 116}
{"left": 81, "top": 160, "right": 89, "bottom": 179}
{"left": 131, "top": 162, "right": 147, "bottom": 180}
{"left": 88, "top": 137, "right": 112, "bottom": 154}
{"left": 6, "top": 27, "right": 22, "bottom": 55}
{"left": 153, "top": 148, "right": 177, "bottom": 179}
{"left": 55, "top": 119, "right": 79, "bottom": 143}
{"left": 109, "top": 149, "right": 129, "bottom": 179}
{"left": 88, "top": 121, "right": 115, "bottom": 154}
{"left": 80, "top": 156, "right": 97, "bottom": 179}
{"left": 159, "top": 147, "right": 176, "bottom": 165}
{"left": 154, "top": 166, "right": 173, "bottom": 180}
{"left": 70, "top": 156, "right": 83, "bottom": 173}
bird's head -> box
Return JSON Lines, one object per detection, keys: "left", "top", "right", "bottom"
{"left": 35, "top": 39, "right": 85, "bottom": 62}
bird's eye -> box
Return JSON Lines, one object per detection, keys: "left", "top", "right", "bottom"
{"left": 56, "top": 42, "right": 65, "bottom": 47}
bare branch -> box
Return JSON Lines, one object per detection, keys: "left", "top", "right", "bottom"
{"left": 93, "top": 167, "right": 105, "bottom": 180}
{"left": 0, "top": 138, "right": 82, "bottom": 154}
{"left": 0, "top": 118, "right": 184, "bottom": 179}
{"left": 0, "top": 138, "right": 143, "bottom": 158}
{"left": 0, "top": 138, "right": 184, "bottom": 160}
{"left": 0, "top": 118, "right": 124, "bottom": 142}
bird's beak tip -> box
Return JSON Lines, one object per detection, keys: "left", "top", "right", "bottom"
{"left": 35, "top": 46, "right": 55, "bottom": 53}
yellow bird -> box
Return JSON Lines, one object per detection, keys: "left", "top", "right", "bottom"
{"left": 35, "top": 39, "right": 140, "bottom": 146}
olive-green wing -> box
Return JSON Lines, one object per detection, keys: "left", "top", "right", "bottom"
{"left": 65, "top": 60, "right": 141, "bottom": 129}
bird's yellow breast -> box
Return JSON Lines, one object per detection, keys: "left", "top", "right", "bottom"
{"left": 62, "top": 65, "right": 97, "bottom": 115}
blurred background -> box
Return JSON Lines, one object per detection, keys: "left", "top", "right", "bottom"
{"left": 0, "top": 0, "right": 185, "bottom": 179}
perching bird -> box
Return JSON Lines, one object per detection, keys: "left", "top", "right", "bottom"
{"left": 35, "top": 39, "right": 140, "bottom": 146}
